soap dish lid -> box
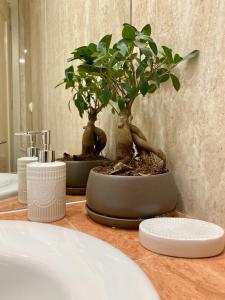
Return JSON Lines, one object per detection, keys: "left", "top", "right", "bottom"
{"left": 139, "top": 217, "right": 225, "bottom": 258}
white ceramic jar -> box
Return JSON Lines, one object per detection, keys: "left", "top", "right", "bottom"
{"left": 15, "top": 131, "right": 39, "bottom": 204}
{"left": 27, "top": 161, "right": 66, "bottom": 222}
{"left": 17, "top": 157, "right": 38, "bottom": 204}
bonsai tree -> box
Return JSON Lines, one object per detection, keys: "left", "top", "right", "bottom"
{"left": 68, "top": 24, "right": 199, "bottom": 173}
{"left": 58, "top": 67, "right": 109, "bottom": 160}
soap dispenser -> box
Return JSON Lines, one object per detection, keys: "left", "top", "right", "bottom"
{"left": 15, "top": 132, "right": 39, "bottom": 204}
{"left": 27, "top": 130, "right": 66, "bottom": 222}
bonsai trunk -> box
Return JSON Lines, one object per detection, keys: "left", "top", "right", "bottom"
{"left": 82, "top": 112, "right": 107, "bottom": 157}
{"left": 116, "top": 109, "right": 166, "bottom": 170}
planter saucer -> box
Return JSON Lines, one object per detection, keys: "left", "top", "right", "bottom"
{"left": 66, "top": 187, "right": 86, "bottom": 195}
{"left": 86, "top": 205, "right": 144, "bottom": 229}
{"left": 65, "top": 160, "right": 110, "bottom": 195}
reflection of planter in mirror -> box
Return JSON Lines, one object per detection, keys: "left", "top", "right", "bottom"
{"left": 66, "top": 160, "right": 109, "bottom": 195}
{"left": 57, "top": 43, "right": 110, "bottom": 193}
{"left": 86, "top": 169, "right": 178, "bottom": 229}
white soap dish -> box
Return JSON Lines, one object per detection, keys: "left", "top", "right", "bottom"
{"left": 139, "top": 217, "right": 225, "bottom": 258}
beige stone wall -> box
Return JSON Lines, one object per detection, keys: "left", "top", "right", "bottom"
{"left": 132, "top": 0, "right": 225, "bottom": 227}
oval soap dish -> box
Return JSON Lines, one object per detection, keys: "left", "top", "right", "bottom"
{"left": 139, "top": 218, "right": 225, "bottom": 258}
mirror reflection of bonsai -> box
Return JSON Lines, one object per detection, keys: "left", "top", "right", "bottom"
{"left": 58, "top": 69, "right": 108, "bottom": 160}
{"left": 69, "top": 23, "right": 199, "bottom": 175}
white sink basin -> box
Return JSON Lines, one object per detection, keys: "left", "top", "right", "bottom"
{"left": 0, "top": 221, "right": 159, "bottom": 300}
{"left": 0, "top": 173, "right": 18, "bottom": 200}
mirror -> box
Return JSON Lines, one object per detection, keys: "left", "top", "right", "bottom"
{"left": 0, "top": 0, "right": 130, "bottom": 211}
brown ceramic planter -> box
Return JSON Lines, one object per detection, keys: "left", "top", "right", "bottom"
{"left": 65, "top": 160, "right": 108, "bottom": 195}
{"left": 86, "top": 169, "right": 178, "bottom": 229}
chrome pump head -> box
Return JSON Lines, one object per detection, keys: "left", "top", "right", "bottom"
{"left": 15, "top": 131, "right": 39, "bottom": 157}
{"left": 38, "top": 130, "right": 55, "bottom": 163}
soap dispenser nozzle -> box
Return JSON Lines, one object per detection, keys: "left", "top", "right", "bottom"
{"left": 39, "top": 130, "right": 55, "bottom": 163}
{"left": 26, "top": 130, "right": 55, "bottom": 162}
{"left": 15, "top": 131, "right": 39, "bottom": 157}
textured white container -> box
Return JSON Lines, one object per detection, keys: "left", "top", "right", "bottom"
{"left": 139, "top": 218, "right": 225, "bottom": 258}
{"left": 17, "top": 157, "right": 38, "bottom": 204}
{"left": 27, "top": 161, "right": 66, "bottom": 222}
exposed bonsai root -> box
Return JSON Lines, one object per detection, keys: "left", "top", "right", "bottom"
{"left": 93, "top": 126, "right": 107, "bottom": 155}
{"left": 82, "top": 120, "right": 107, "bottom": 157}
{"left": 138, "top": 150, "right": 160, "bottom": 172}
{"left": 82, "top": 122, "right": 96, "bottom": 156}
{"left": 129, "top": 123, "right": 147, "bottom": 140}
{"left": 116, "top": 114, "right": 134, "bottom": 163}
{"left": 129, "top": 123, "right": 166, "bottom": 169}
{"left": 58, "top": 119, "right": 107, "bottom": 161}
{"left": 110, "top": 162, "right": 133, "bottom": 175}
{"left": 113, "top": 113, "right": 167, "bottom": 175}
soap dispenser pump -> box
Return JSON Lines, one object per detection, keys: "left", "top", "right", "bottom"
{"left": 27, "top": 130, "right": 66, "bottom": 222}
{"left": 15, "top": 132, "right": 39, "bottom": 204}
{"left": 38, "top": 130, "right": 55, "bottom": 163}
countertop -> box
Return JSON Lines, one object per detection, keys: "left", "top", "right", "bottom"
{"left": 0, "top": 196, "right": 225, "bottom": 299}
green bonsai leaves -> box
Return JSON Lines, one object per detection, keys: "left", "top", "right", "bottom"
{"left": 57, "top": 66, "right": 110, "bottom": 118}
{"left": 58, "top": 23, "right": 199, "bottom": 164}
{"left": 59, "top": 23, "right": 199, "bottom": 115}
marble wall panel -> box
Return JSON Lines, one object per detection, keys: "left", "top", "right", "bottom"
{"left": 132, "top": 0, "right": 225, "bottom": 226}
